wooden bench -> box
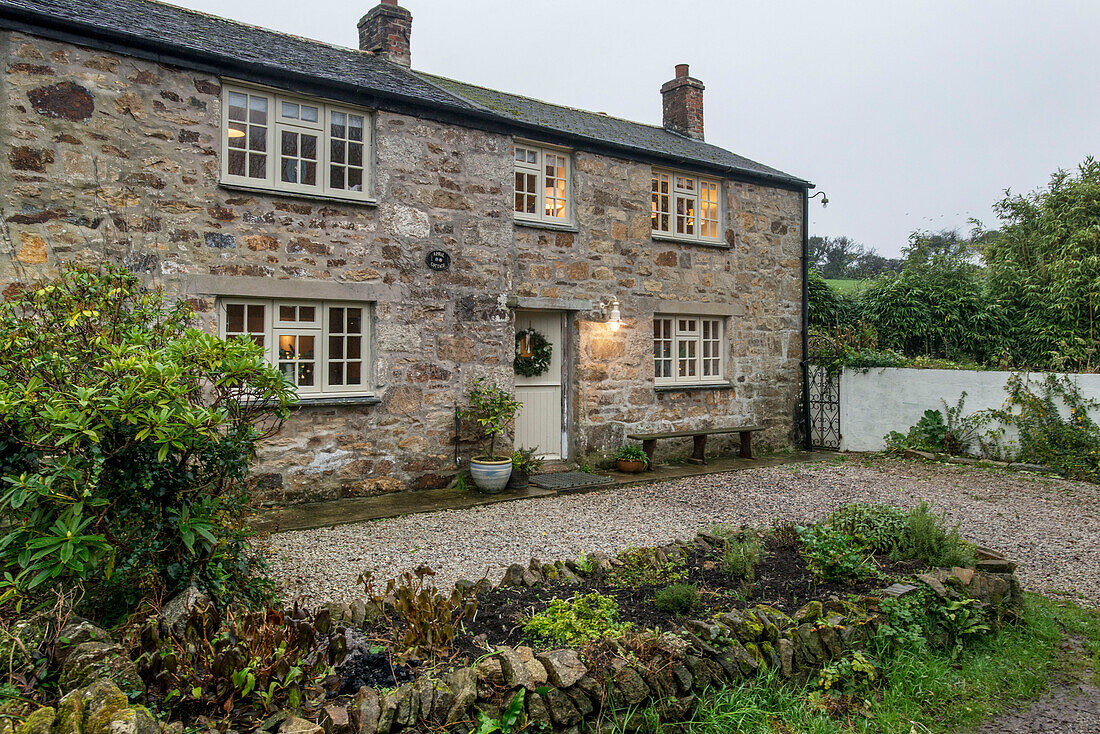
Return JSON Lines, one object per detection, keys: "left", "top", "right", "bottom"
{"left": 627, "top": 425, "right": 765, "bottom": 468}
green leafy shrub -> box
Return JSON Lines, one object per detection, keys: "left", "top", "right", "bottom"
{"left": 653, "top": 583, "right": 699, "bottom": 615}
{"left": 885, "top": 394, "right": 982, "bottom": 456}
{"left": 360, "top": 565, "right": 483, "bottom": 660}
{"left": 614, "top": 444, "right": 649, "bottom": 466}
{"left": 896, "top": 502, "right": 975, "bottom": 568}
{"left": 720, "top": 538, "right": 763, "bottom": 582}
{"left": 523, "top": 592, "right": 632, "bottom": 645}
{"left": 989, "top": 373, "right": 1100, "bottom": 482}
{"left": 510, "top": 447, "right": 544, "bottom": 475}
{"left": 815, "top": 651, "right": 877, "bottom": 695}
{"left": 133, "top": 602, "right": 344, "bottom": 724}
{"left": 826, "top": 504, "right": 908, "bottom": 554}
{"left": 0, "top": 266, "right": 293, "bottom": 618}
{"left": 876, "top": 586, "right": 990, "bottom": 658}
{"left": 609, "top": 547, "right": 685, "bottom": 587}
{"left": 459, "top": 379, "right": 522, "bottom": 461}
{"left": 796, "top": 525, "right": 877, "bottom": 584}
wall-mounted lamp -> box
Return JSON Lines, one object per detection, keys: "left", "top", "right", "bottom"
{"left": 809, "top": 190, "right": 829, "bottom": 208}
{"left": 601, "top": 297, "right": 623, "bottom": 331}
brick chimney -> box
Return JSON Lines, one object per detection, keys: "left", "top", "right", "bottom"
{"left": 661, "top": 64, "right": 705, "bottom": 140}
{"left": 358, "top": 0, "right": 412, "bottom": 67}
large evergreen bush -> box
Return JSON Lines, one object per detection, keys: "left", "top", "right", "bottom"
{"left": 0, "top": 266, "right": 295, "bottom": 619}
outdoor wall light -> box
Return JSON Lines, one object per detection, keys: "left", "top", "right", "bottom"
{"left": 601, "top": 297, "right": 623, "bottom": 331}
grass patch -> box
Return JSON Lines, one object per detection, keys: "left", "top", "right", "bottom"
{"left": 824, "top": 278, "right": 864, "bottom": 294}
{"left": 654, "top": 584, "right": 699, "bottom": 615}
{"left": 603, "top": 594, "right": 1100, "bottom": 733}
{"left": 720, "top": 538, "right": 763, "bottom": 583}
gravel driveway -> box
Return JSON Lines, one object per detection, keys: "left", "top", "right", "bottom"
{"left": 264, "top": 457, "right": 1100, "bottom": 607}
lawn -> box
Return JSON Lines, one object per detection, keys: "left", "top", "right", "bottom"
{"left": 824, "top": 278, "right": 865, "bottom": 294}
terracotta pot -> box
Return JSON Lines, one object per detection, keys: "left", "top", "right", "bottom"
{"left": 470, "top": 457, "right": 513, "bottom": 493}
{"left": 616, "top": 459, "right": 647, "bottom": 473}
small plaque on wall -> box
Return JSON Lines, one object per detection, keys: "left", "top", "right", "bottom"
{"left": 425, "top": 250, "right": 451, "bottom": 271}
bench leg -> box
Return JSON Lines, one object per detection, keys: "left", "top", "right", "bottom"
{"left": 739, "top": 430, "right": 754, "bottom": 459}
{"left": 642, "top": 439, "right": 657, "bottom": 471}
{"left": 690, "top": 434, "right": 707, "bottom": 465}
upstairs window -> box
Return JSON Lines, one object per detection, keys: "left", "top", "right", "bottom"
{"left": 653, "top": 316, "right": 726, "bottom": 386}
{"left": 514, "top": 143, "right": 572, "bottom": 225}
{"left": 219, "top": 299, "right": 372, "bottom": 398}
{"left": 651, "top": 170, "right": 722, "bottom": 243}
{"left": 222, "top": 84, "right": 372, "bottom": 202}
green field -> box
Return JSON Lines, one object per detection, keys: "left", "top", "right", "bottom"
{"left": 825, "top": 278, "right": 865, "bottom": 294}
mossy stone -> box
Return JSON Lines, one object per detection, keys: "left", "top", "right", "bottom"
{"left": 59, "top": 642, "right": 144, "bottom": 700}
{"left": 14, "top": 707, "right": 55, "bottom": 734}
{"left": 794, "top": 601, "right": 824, "bottom": 624}
{"left": 82, "top": 679, "right": 128, "bottom": 734}
{"left": 54, "top": 690, "right": 85, "bottom": 734}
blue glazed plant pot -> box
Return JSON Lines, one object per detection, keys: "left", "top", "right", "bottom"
{"left": 469, "top": 457, "right": 513, "bottom": 493}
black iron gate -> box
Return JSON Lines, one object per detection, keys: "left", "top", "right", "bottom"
{"left": 807, "top": 334, "right": 842, "bottom": 449}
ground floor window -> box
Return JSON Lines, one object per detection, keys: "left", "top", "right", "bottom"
{"left": 219, "top": 298, "right": 371, "bottom": 397}
{"left": 653, "top": 315, "right": 726, "bottom": 386}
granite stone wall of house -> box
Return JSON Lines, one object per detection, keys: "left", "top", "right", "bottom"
{"left": 1, "top": 30, "right": 804, "bottom": 505}
{"left": 513, "top": 152, "right": 803, "bottom": 461}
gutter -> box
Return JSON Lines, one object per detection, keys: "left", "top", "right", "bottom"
{"left": 801, "top": 190, "right": 813, "bottom": 451}
{"left": 0, "top": 5, "right": 813, "bottom": 192}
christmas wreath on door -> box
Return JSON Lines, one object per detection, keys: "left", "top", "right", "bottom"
{"left": 514, "top": 328, "right": 553, "bottom": 377}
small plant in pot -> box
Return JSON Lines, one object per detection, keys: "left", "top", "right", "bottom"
{"left": 615, "top": 444, "right": 649, "bottom": 473}
{"left": 508, "top": 447, "right": 545, "bottom": 490}
{"left": 459, "top": 378, "right": 523, "bottom": 493}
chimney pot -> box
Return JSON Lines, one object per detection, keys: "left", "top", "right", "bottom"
{"left": 661, "top": 64, "right": 705, "bottom": 140}
{"left": 358, "top": 1, "right": 412, "bottom": 67}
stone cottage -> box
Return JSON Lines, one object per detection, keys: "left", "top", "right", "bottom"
{"left": 0, "top": 0, "right": 813, "bottom": 505}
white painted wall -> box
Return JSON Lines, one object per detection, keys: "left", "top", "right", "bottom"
{"left": 839, "top": 368, "right": 1100, "bottom": 452}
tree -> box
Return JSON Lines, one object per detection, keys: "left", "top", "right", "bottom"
{"left": 859, "top": 229, "right": 998, "bottom": 363}
{"left": 982, "top": 157, "right": 1100, "bottom": 371}
{"left": 809, "top": 235, "right": 903, "bottom": 279}
{"left": 809, "top": 235, "right": 865, "bottom": 279}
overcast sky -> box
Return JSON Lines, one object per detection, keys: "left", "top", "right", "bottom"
{"left": 183, "top": 0, "right": 1099, "bottom": 257}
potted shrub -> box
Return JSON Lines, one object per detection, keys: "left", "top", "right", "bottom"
{"left": 508, "top": 447, "right": 545, "bottom": 490}
{"left": 615, "top": 444, "right": 649, "bottom": 473}
{"left": 459, "top": 379, "right": 522, "bottom": 493}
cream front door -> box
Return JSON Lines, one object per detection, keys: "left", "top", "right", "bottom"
{"left": 514, "top": 310, "right": 565, "bottom": 460}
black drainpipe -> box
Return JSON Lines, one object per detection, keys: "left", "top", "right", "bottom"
{"left": 801, "top": 189, "right": 812, "bottom": 451}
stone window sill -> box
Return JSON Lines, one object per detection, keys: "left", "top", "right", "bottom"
{"left": 292, "top": 395, "right": 382, "bottom": 408}
{"left": 514, "top": 218, "right": 579, "bottom": 233}
{"left": 652, "top": 232, "right": 730, "bottom": 249}
{"left": 655, "top": 381, "right": 734, "bottom": 392}
{"left": 218, "top": 182, "right": 378, "bottom": 208}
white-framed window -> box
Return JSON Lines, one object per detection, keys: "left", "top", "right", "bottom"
{"left": 221, "top": 83, "right": 372, "bottom": 202}
{"left": 514, "top": 142, "right": 572, "bottom": 224}
{"left": 651, "top": 169, "right": 722, "bottom": 243}
{"left": 219, "top": 298, "right": 372, "bottom": 398}
{"left": 653, "top": 316, "right": 726, "bottom": 386}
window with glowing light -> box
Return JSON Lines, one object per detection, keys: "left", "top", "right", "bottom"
{"left": 514, "top": 143, "right": 572, "bottom": 225}
{"left": 653, "top": 316, "right": 726, "bottom": 386}
{"left": 651, "top": 170, "right": 722, "bottom": 243}
{"left": 218, "top": 298, "right": 372, "bottom": 398}
{"left": 221, "top": 84, "right": 372, "bottom": 202}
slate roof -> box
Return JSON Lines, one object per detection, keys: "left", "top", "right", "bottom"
{"left": 419, "top": 74, "right": 809, "bottom": 187}
{"left": 0, "top": 0, "right": 810, "bottom": 188}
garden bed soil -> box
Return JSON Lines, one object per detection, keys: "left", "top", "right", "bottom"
{"left": 451, "top": 533, "right": 923, "bottom": 663}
